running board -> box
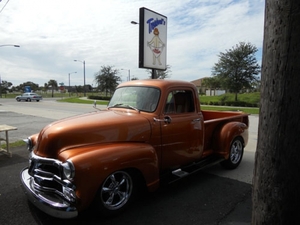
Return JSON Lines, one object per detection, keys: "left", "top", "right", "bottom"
{"left": 172, "top": 169, "right": 189, "bottom": 178}
{"left": 161, "top": 156, "right": 224, "bottom": 185}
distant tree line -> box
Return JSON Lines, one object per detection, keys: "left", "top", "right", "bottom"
{"left": 1, "top": 42, "right": 260, "bottom": 101}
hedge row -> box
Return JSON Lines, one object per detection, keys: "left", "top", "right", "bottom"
{"left": 201, "top": 101, "right": 259, "bottom": 107}
{"left": 88, "top": 95, "right": 111, "bottom": 101}
{"left": 88, "top": 96, "right": 259, "bottom": 107}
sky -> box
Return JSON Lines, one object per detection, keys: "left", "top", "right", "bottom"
{"left": 0, "top": 0, "right": 265, "bottom": 88}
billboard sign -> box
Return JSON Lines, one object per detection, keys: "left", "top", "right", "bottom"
{"left": 139, "top": 7, "right": 167, "bottom": 70}
{"left": 24, "top": 86, "right": 31, "bottom": 93}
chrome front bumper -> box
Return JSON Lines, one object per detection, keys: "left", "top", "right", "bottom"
{"left": 20, "top": 167, "right": 78, "bottom": 219}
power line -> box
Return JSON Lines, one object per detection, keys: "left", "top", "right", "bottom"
{"left": 0, "top": 0, "right": 10, "bottom": 15}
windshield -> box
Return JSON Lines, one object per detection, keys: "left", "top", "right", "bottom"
{"left": 108, "top": 86, "right": 160, "bottom": 112}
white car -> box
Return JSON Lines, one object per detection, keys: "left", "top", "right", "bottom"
{"left": 15, "top": 93, "right": 43, "bottom": 102}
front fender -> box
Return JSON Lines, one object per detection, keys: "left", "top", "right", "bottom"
{"left": 58, "top": 142, "right": 159, "bottom": 211}
{"left": 212, "top": 121, "right": 248, "bottom": 159}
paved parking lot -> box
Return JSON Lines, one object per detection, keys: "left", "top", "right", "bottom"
{"left": 0, "top": 145, "right": 251, "bottom": 225}
{"left": 0, "top": 99, "right": 256, "bottom": 224}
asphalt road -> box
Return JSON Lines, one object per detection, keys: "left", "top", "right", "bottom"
{"left": 0, "top": 98, "right": 257, "bottom": 225}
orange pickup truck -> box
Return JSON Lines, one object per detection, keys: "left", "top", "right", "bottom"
{"left": 20, "top": 79, "right": 249, "bottom": 219}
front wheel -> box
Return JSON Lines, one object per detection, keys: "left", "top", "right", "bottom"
{"left": 220, "top": 137, "right": 244, "bottom": 169}
{"left": 94, "top": 170, "right": 136, "bottom": 216}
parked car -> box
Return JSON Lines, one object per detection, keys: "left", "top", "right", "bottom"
{"left": 15, "top": 93, "right": 42, "bottom": 102}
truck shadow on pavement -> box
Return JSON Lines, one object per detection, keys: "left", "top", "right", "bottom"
{"left": 0, "top": 146, "right": 252, "bottom": 225}
{"left": 28, "top": 171, "right": 252, "bottom": 225}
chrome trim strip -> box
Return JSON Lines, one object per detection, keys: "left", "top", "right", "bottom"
{"left": 20, "top": 167, "right": 78, "bottom": 219}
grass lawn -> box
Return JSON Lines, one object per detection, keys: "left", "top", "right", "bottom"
{"left": 200, "top": 92, "right": 260, "bottom": 104}
{"left": 57, "top": 97, "right": 109, "bottom": 105}
{"left": 1, "top": 140, "right": 26, "bottom": 149}
{"left": 4, "top": 92, "right": 260, "bottom": 114}
{"left": 201, "top": 105, "right": 258, "bottom": 114}
{"left": 1, "top": 93, "right": 258, "bottom": 147}
{"left": 58, "top": 97, "right": 259, "bottom": 114}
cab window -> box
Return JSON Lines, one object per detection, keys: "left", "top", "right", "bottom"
{"left": 164, "top": 90, "right": 195, "bottom": 114}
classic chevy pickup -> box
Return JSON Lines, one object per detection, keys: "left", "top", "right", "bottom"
{"left": 20, "top": 79, "right": 249, "bottom": 219}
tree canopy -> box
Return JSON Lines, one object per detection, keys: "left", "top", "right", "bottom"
{"left": 94, "top": 65, "right": 121, "bottom": 96}
{"left": 47, "top": 79, "right": 58, "bottom": 97}
{"left": 146, "top": 64, "right": 172, "bottom": 79}
{"left": 13, "top": 81, "right": 40, "bottom": 93}
{"left": 212, "top": 42, "right": 260, "bottom": 101}
{"left": 0, "top": 79, "right": 13, "bottom": 96}
{"left": 202, "top": 76, "right": 222, "bottom": 95}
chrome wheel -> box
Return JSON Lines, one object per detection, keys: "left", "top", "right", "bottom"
{"left": 100, "top": 171, "right": 133, "bottom": 211}
{"left": 221, "top": 137, "right": 244, "bottom": 169}
{"left": 230, "top": 138, "right": 243, "bottom": 164}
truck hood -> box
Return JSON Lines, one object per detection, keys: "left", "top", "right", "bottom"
{"left": 34, "top": 110, "right": 151, "bottom": 157}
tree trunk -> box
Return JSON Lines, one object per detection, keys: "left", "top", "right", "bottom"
{"left": 252, "top": 0, "right": 300, "bottom": 223}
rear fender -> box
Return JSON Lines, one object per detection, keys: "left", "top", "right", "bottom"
{"left": 58, "top": 142, "right": 159, "bottom": 211}
{"left": 212, "top": 122, "right": 248, "bottom": 159}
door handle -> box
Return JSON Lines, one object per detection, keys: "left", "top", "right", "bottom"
{"left": 164, "top": 116, "right": 172, "bottom": 124}
{"left": 153, "top": 116, "right": 172, "bottom": 124}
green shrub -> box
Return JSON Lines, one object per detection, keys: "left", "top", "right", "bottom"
{"left": 200, "top": 92, "right": 260, "bottom": 108}
{"left": 88, "top": 95, "right": 111, "bottom": 101}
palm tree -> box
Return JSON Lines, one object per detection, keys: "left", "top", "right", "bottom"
{"left": 47, "top": 79, "right": 58, "bottom": 97}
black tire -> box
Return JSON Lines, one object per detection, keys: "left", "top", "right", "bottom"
{"left": 94, "top": 170, "right": 138, "bottom": 216}
{"left": 220, "top": 136, "right": 244, "bottom": 169}
{"left": 27, "top": 98, "right": 31, "bottom": 102}
{"left": 16, "top": 98, "right": 20, "bottom": 102}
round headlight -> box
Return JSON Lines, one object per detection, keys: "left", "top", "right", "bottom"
{"left": 62, "top": 160, "right": 75, "bottom": 180}
{"left": 23, "top": 138, "right": 33, "bottom": 152}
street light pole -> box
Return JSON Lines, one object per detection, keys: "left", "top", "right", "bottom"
{"left": 74, "top": 60, "right": 86, "bottom": 97}
{"left": 0, "top": 74, "right": 2, "bottom": 98}
{"left": 121, "top": 69, "right": 130, "bottom": 81}
{"left": 68, "top": 71, "right": 77, "bottom": 96}
{"left": 0, "top": 44, "right": 20, "bottom": 98}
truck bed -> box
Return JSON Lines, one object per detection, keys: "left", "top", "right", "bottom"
{"left": 201, "top": 110, "right": 249, "bottom": 157}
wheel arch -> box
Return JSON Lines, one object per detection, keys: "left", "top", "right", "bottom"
{"left": 58, "top": 142, "right": 160, "bottom": 211}
{"left": 212, "top": 121, "right": 248, "bottom": 159}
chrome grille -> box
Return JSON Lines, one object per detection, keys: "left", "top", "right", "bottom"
{"left": 28, "top": 152, "right": 75, "bottom": 201}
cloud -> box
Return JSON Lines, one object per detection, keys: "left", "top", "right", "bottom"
{"left": 0, "top": 0, "right": 264, "bottom": 87}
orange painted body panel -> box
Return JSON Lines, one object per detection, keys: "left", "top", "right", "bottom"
{"left": 25, "top": 79, "right": 249, "bottom": 214}
{"left": 201, "top": 110, "right": 249, "bottom": 158}
{"left": 58, "top": 143, "right": 159, "bottom": 211}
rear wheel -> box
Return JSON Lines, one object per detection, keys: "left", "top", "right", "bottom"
{"left": 220, "top": 137, "right": 244, "bottom": 169}
{"left": 94, "top": 170, "right": 137, "bottom": 216}
{"left": 27, "top": 98, "right": 31, "bottom": 102}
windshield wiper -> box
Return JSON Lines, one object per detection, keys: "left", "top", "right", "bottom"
{"left": 108, "top": 103, "right": 123, "bottom": 109}
{"left": 108, "top": 103, "right": 140, "bottom": 112}
{"left": 125, "top": 105, "right": 140, "bottom": 112}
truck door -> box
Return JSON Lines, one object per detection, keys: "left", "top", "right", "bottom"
{"left": 160, "top": 90, "right": 204, "bottom": 171}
